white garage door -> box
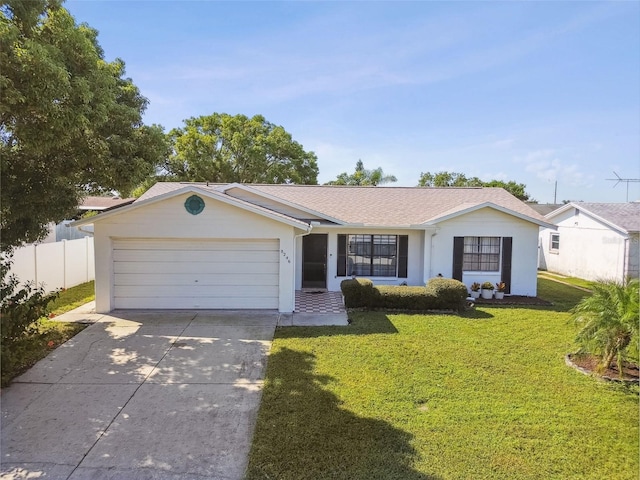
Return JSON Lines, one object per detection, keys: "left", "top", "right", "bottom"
{"left": 113, "top": 239, "right": 279, "bottom": 309}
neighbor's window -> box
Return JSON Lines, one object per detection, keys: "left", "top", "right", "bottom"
{"left": 463, "top": 236, "right": 500, "bottom": 271}
{"left": 550, "top": 233, "right": 560, "bottom": 253}
{"left": 348, "top": 234, "right": 397, "bottom": 276}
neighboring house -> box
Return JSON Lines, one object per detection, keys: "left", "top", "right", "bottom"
{"left": 539, "top": 202, "right": 640, "bottom": 282}
{"left": 7, "top": 196, "right": 134, "bottom": 292}
{"left": 42, "top": 196, "right": 135, "bottom": 242}
{"left": 72, "top": 182, "right": 554, "bottom": 313}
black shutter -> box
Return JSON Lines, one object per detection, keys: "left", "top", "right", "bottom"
{"left": 501, "top": 237, "right": 512, "bottom": 294}
{"left": 398, "top": 235, "right": 408, "bottom": 278}
{"left": 452, "top": 237, "right": 464, "bottom": 281}
{"left": 337, "top": 234, "right": 347, "bottom": 277}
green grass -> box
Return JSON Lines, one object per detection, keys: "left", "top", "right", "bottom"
{"left": 246, "top": 278, "right": 638, "bottom": 480}
{"left": 48, "top": 280, "right": 95, "bottom": 316}
{"left": 1, "top": 281, "right": 93, "bottom": 387}
{"left": 538, "top": 271, "right": 594, "bottom": 290}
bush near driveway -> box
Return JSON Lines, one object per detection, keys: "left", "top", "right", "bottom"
{"left": 0, "top": 280, "right": 93, "bottom": 387}
{"left": 247, "top": 278, "right": 638, "bottom": 480}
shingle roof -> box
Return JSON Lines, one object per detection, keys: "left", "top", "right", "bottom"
{"left": 571, "top": 202, "right": 640, "bottom": 233}
{"left": 527, "top": 203, "right": 564, "bottom": 216}
{"left": 137, "top": 182, "right": 550, "bottom": 227}
{"left": 79, "top": 196, "right": 135, "bottom": 210}
{"left": 253, "top": 184, "right": 550, "bottom": 226}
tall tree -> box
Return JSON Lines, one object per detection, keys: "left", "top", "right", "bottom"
{"left": 165, "top": 113, "right": 319, "bottom": 185}
{"left": 0, "top": 0, "right": 168, "bottom": 251}
{"left": 326, "top": 160, "right": 397, "bottom": 186}
{"left": 418, "top": 171, "right": 532, "bottom": 201}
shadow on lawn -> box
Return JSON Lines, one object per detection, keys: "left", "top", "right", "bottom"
{"left": 277, "top": 312, "right": 400, "bottom": 339}
{"left": 246, "top": 347, "right": 440, "bottom": 480}
{"left": 279, "top": 310, "right": 495, "bottom": 340}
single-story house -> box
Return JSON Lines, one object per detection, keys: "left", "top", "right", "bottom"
{"left": 539, "top": 202, "right": 640, "bottom": 282}
{"left": 72, "top": 182, "right": 554, "bottom": 313}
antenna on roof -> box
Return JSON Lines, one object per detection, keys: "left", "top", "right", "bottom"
{"left": 606, "top": 171, "right": 640, "bottom": 202}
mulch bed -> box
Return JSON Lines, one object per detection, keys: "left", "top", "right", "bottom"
{"left": 472, "top": 295, "right": 552, "bottom": 306}
{"left": 566, "top": 353, "right": 639, "bottom": 383}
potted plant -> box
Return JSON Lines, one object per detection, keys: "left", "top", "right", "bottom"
{"left": 494, "top": 281, "right": 506, "bottom": 300}
{"left": 481, "top": 281, "right": 494, "bottom": 299}
{"left": 469, "top": 282, "right": 481, "bottom": 299}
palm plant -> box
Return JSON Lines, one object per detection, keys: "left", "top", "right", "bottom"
{"left": 570, "top": 279, "right": 639, "bottom": 376}
{"left": 326, "top": 160, "right": 397, "bottom": 186}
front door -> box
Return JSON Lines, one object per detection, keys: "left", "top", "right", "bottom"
{"left": 302, "top": 234, "right": 327, "bottom": 289}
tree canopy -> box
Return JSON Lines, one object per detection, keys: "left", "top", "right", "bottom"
{"left": 165, "top": 113, "right": 319, "bottom": 185}
{"left": 326, "top": 160, "right": 397, "bottom": 186}
{"left": 418, "top": 171, "right": 533, "bottom": 201}
{"left": 0, "top": 0, "right": 168, "bottom": 251}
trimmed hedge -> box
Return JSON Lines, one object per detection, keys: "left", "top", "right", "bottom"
{"left": 340, "top": 278, "right": 374, "bottom": 308}
{"left": 425, "top": 277, "right": 470, "bottom": 311}
{"left": 340, "top": 277, "right": 468, "bottom": 312}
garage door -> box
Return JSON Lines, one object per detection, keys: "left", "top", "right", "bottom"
{"left": 113, "top": 239, "right": 279, "bottom": 309}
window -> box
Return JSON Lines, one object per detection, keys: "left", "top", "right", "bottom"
{"left": 462, "top": 236, "right": 500, "bottom": 271}
{"left": 550, "top": 233, "right": 560, "bottom": 253}
{"left": 348, "top": 234, "right": 397, "bottom": 276}
{"left": 337, "top": 234, "right": 408, "bottom": 278}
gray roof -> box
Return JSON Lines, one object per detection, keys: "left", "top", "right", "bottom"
{"left": 137, "top": 182, "right": 552, "bottom": 227}
{"left": 527, "top": 203, "right": 564, "bottom": 216}
{"left": 571, "top": 202, "right": 640, "bottom": 233}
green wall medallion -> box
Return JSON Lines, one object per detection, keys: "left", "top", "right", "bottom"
{"left": 184, "top": 195, "right": 205, "bottom": 215}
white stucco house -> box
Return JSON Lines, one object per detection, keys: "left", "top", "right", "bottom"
{"left": 71, "top": 182, "right": 554, "bottom": 313}
{"left": 539, "top": 202, "right": 640, "bottom": 282}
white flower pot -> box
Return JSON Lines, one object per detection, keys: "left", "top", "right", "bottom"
{"left": 481, "top": 289, "right": 493, "bottom": 299}
{"left": 470, "top": 291, "right": 481, "bottom": 299}
{"left": 494, "top": 291, "right": 505, "bottom": 300}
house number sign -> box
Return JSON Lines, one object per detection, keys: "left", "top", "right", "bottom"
{"left": 184, "top": 195, "right": 205, "bottom": 215}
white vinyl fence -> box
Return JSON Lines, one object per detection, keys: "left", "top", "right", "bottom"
{"left": 8, "top": 237, "right": 95, "bottom": 293}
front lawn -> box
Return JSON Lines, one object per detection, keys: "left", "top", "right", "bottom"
{"left": 246, "top": 278, "right": 638, "bottom": 480}
{"left": 1, "top": 281, "right": 93, "bottom": 387}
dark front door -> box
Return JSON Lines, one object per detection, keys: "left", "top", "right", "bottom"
{"left": 302, "top": 234, "right": 327, "bottom": 289}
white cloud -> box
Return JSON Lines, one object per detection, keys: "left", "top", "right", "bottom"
{"left": 520, "top": 149, "right": 594, "bottom": 187}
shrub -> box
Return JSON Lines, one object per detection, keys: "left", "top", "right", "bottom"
{"left": 340, "top": 278, "right": 374, "bottom": 308}
{"left": 340, "top": 277, "right": 468, "bottom": 312}
{"left": 425, "top": 277, "right": 469, "bottom": 312}
{"left": 370, "top": 285, "right": 435, "bottom": 310}
{"left": 570, "top": 278, "right": 639, "bottom": 375}
{"left": 1, "top": 258, "right": 58, "bottom": 375}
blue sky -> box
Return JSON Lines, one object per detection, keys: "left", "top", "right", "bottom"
{"left": 65, "top": 1, "right": 640, "bottom": 203}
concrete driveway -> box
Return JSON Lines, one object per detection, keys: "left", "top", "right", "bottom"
{"left": 1, "top": 309, "right": 278, "bottom": 480}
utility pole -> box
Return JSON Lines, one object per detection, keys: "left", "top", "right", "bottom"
{"left": 606, "top": 172, "right": 640, "bottom": 202}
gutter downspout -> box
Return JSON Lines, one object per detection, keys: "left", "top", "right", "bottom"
{"left": 623, "top": 236, "right": 629, "bottom": 282}
{"left": 429, "top": 230, "right": 438, "bottom": 279}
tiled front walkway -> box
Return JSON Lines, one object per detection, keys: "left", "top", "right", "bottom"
{"left": 295, "top": 291, "right": 346, "bottom": 314}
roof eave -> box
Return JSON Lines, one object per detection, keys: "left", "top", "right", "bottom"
{"left": 547, "top": 202, "right": 630, "bottom": 235}
{"left": 222, "top": 183, "right": 348, "bottom": 225}
{"left": 70, "top": 185, "right": 310, "bottom": 230}
{"left": 426, "top": 202, "right": 557, "bottom": 229}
